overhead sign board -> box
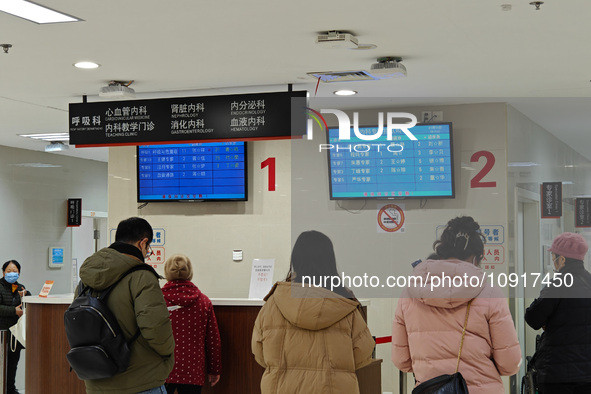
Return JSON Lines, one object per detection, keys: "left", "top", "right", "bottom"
{"left": 67, "top": 198, "right": 82, "bottom": 227}
{"left": 576, "top": 198, "right": 591, "bottom": 228}
{"left": 69, "top": 91, "right": 307, "bottom": 146}
{"left": 541, "top": 182, "right": 562, "bottom": 218}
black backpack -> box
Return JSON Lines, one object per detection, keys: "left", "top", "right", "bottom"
{"left": 64, "top": 265, "right": 154, "bottom": 380}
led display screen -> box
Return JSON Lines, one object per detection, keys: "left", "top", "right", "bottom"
{"left": 137, "top": 141, "right": 247, "bottom": 202}
{"left": 327, "top": 123, "right": 454, "bottom": 199}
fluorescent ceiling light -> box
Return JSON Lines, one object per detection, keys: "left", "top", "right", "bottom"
{"left": 9, "top": 162, "right": 62, "bottom": 168}
{"left": 74, "top": 61, "right": 100, "bottom": 69}
{"left": 19, "top": 132, "right": 69, "bottom": 142}
{"left": 507, "top": 162, "right": 540, "bottom": 167}
{"left": 0, "top": 0, "right": 81, "bottom": 24}
{"left": 333, "top": 90, "right": 358, "bottom": 96}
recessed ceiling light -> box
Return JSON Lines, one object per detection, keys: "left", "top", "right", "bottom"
{"left": 19, "top": 132, "right": 69, "bottom": 142}
{"left": 0, "top": 0, "right": 81, "bottom": 24}
{"left": 334, "top": 90, "right": 358, "bottom": 96}
{"left": 74, "top": 61, "right": 100, "bottom": 69}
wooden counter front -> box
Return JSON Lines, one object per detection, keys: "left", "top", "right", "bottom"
{"left": 24, "top": 297, "right": 86, "bottom": 394}
{"left": 202, "top": 300, "right": 375, "bottom": 394}
{"left": 22, "top": 297, "right": 376, "bottom": 394}
{"left": 202, "top": 303, "right": 264, "bottom": 394}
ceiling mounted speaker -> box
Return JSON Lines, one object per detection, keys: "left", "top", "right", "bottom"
{"left": 315, "top": 31, "right": 358, "bottom": 49}
{"left": 99, "top": 82, "right": 136, "bottom": 98}
{"left": 45, "top": 141, "right": 69, "bottom": 152}
{"left": 369, "top": 57, "right": 407, "bottom": 79}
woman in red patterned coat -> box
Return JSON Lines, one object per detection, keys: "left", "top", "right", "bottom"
{"left": 162, "top": 254, "right": 222, "bottom": 394}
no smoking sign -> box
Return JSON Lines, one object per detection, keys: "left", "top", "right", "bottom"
{"left": 377, "top": 204, "right": 405, "bottom": 233}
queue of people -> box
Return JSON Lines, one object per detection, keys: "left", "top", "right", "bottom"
{"left": 4, "top": 215, "right": 590, "bottom": 393}
{"left": 71, "top": 217, "right": 222, "bottom": 394}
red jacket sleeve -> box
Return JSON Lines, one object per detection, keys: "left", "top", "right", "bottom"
{"left": 205, "top": 299, "right": 222, "bottom": 375}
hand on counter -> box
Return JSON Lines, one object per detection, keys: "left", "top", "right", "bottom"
{"left": 208, "top": 374, "right": 220, "bottom": 386}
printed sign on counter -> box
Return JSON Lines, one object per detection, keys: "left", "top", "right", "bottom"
{"left": 248, "top": 259, "right": 275, "bottom": 300}
{"left": 39, "top": 280, "right": 54, "bottom": 297}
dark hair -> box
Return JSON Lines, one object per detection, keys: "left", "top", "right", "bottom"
{"left": 426, "top": 253, "right": 439, "bottom": 260}
{"left": 285, "top": 230, "right": 353, "bottom": 299}
{"left": 433, "top": 216, "right": 485, "bottom": 265}
{"left": 3, "top": 260, "right": 21, "bottom": 273}
{"left": 115, "top": 217, "right": 153, "bottom": 245}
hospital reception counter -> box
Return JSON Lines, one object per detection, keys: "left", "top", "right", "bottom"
{"left": 22, "top": 296, "right": 379, "bottom": 394}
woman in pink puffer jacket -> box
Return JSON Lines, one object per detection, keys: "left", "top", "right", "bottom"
{"left": 392, "top": 216, "right": 522, "bottom": 393}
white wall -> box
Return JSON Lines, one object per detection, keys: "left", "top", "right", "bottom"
{"left": 0, "top": 146, "right": 108, "bottom": 295}
{"left": 507, "top": 104, "right": 591, "bottom": 380}
{"left": 0, "top": 146, "right": 107, "bottom": 392}
{"left": 108, "top": 101, "right": 513, "bottom": 392}
{"left": 108, "top": 140, "right": 293, "bottom": 297}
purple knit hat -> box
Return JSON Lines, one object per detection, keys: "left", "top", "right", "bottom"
{"left": 548, "top": 232, "right": 588, "bottom": 261}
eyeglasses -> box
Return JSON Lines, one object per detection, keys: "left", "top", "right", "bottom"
{"left": 146, "top": 244, "right": 153, "bottom": 258}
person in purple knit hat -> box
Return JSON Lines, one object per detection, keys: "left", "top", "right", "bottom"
{"left": 525, "top": 232, "right": 591, "bottom": 394}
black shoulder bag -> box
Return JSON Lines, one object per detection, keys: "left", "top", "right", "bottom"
{"left": 411, "top": 300, "right": 472, "bottom": 394}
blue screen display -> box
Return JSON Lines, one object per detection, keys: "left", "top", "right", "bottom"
{"left": 137, "top": 141, "right": 247, "bottom": 201}
{"left": 327, "top": 123, "right": 454, "bottom": 199}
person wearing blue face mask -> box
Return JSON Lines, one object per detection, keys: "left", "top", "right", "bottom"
{"left": 0, "top": 260, "right": 30, "bottom": 394}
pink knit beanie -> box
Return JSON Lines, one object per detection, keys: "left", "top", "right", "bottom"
{"left": 548, "top": 232, "right": 588, "bottom": 261}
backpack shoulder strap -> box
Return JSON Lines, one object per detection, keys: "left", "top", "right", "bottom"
{"left": 99, "top": 264, "right": 160, "bottom": 302}
{"left": 92, "top": 265, "right": 159, "bottom": 346}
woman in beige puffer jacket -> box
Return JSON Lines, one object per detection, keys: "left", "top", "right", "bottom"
{"left": 252, "top": 231, "right": 375, "bottom": 394}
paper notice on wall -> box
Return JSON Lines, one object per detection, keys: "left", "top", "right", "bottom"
{"left": 248, "top": 259, "right": 275, "bottom": 300}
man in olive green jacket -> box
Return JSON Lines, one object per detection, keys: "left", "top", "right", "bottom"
{"left": 77, "top": 217, "right": 174, "bottom": 394}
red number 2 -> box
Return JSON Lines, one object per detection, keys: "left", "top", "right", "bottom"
{"left": 470, "top": 151, "right": 496, "bottom": 188}
{"left": 261, "top": 157, "right": 276, "bottom": 191}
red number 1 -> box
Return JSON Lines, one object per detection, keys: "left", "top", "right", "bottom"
{"left": 261, "top": 157, "right": 276, "bottom": 191}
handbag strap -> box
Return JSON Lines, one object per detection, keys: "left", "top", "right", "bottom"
{"left": 454, "top": 300, "right": 473, "bottom": 373}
